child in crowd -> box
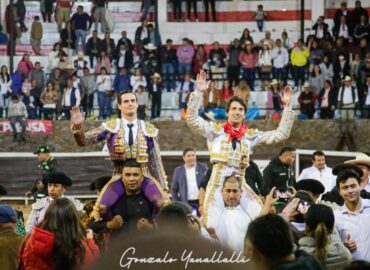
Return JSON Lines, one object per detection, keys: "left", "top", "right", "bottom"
{"left": 136, "top": 85, "right": 149, "bottom": 120}
{"left": 254, "top": 5, "right": 267, "bottom": 32}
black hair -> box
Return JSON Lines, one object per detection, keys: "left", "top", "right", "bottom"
{"left": 246, "top": 214, "right": 293, "bottom": 261}
{"left": 11, "top": 94, "right": 19, "bottom": 101}
{"left": 279, "top": 147, "right": 295, "bottom": 156}
{"left": 123, "top": 159, "right": 142, "bottom": 169}
{"left": 226, "top": 96, "right": 247, "bottom": 113}
{"left": 117, "top": 91, "right": 137, "bottom": 104}
{"left": 336, "top": 170, "right": 361, "bottom": 188}
{"left": 312, "top": 151, "right": 325, "bottom": 161}
{"left": 182, "top": 148, "right": 195, "bottom": 157}
{"left": 223, "top": 175, "right": 242, "bottom": 190}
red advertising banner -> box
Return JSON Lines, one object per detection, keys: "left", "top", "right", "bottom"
{"left": 0, "top": 120, "right": 53, "bottom": 135}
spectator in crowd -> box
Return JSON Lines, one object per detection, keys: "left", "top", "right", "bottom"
{"left": 60, "top": 21, "right": 76, "bottom": 53}
{"left": 345, "top": 153, "right": 370, "bottom": 193}
{"left": 240, "top": 28, "right": 254, "bottom": 46}
{"left": 79, "top": 67, "right": 96, "bottom": 116}
{"left": 203, "top": 80, "right": 220, "bottom": 111}
{"left": 146, "top": 23, "right": 162, "bottom": 47}
{"left": 0, "top": 205, "right": 23, "bottom": 270}
{"left": 262, "top": 147, "right": 296, "bottom": 196}
{"left": 94, "top": 0, "right": 107, "bottom": 32}
{"left": 95, "top": 50, "right": 112, "bottom": 74}
{"left": 48, "top": 43, "right": 62, "bottom": 70}
{"left": 91, "top": 160, "right": 162, "bottom": 237}
{"left": 113, "top": 68, "right": 131, "bottom": 94}
{"left": 177, "top": 72, "right": 195, "bottom": 109}
{"left": 227, "top": 39, "right": 241, "bottom": 87}
{"left": 148, "top": 72, "right": 163, "bottom": 119}
{"left": 308, "top": 39, "right": 323, "bottom": 71}
{"left": 351, "top": 53, "right": 362, "bottom": 83}
{"left": 186, "top": 0, "right": 198, "bottom": 21}
{"left": 62, "top": 77, "right": 81, "bottom": 119}
{"left": 254, "top": 5, "right": 267, "bottom": 32}
{"left": 135, "top": 85, "right": 148, "bottom": 120}
{"left": 16, "top": 0, "right": 27, "bottom": 32}
{"left": 309, "top": 64, "right": 324, "bottom": 94}
{"left": 96, "top": 67, "right": 112, "bottom": 120}
{"left": 115, "top": 43, "right": 134, "bottom": 71}
{"left": 334, "top": 168, "right": 370, "bottom": 261}
{"left": 71, "top": 5, "right": 92, "bottom": 54}
{"left": 353, "top": 15, "right": 369, "bottom": 46}
{"left": 73, "top": 52, "right": 88, "bottom": 78}
{"left": 298, "top": 151, "right": 336, "bottom": 193}
{"left": 8, "top": 94, "right": 27, "bottom": 143}
{"left": 258, "top": 41, "right": 273, "bottom": 90}
{"left": 30, "top": 16, "right": 43, "bottom": 56}
{"left": 312, "top": 16, "right": 329, "bottom": 41}
{"left": 335, "top": 15, "right": 351, "bottom": 45}
{"left": 116, "top": 30, "right": 133, "bottom": 51}
{"left": 267, "top": 79, "right": 282, "bottom": 117}
{"left": 333, "top": 2, "right": 351, "bottom": 38}
{"left": 17, "top": 54, "right": 34, "bottom": 79}
{"left": 259, "top": 30, "right": 275, "bottom": 49}
{"left": 177, "top": 38, "right": 195, "bottom": 75}
{"left": 0, "top": 65, "right": 12, "bottom": 119}
{"left": 134, "top": 19, "right": 149, "bottom": 46}
{"left": 5, "top": 3, "right": 17, "bottom": 56}
{"left": 25, "top": 172, "right": 83, "bottom": 233}
{"left": 271, "top": 39, "right": 289, "bottom": 86}
{"left": 11, "top": 68, "right": 23, "bottom": 96}
{"left": 56, "top": 0, "right": 74, "bottom": 32}
{"left": 100, "top": 32, "right": 115, "bottom": 60}
{"left": 141, "top": 0, "right": 153, "bottom": 20}
{"left": 245, "top": 214, "right": 323, "bottom": 270}
{"left": 142, "top": 43, "right": 159, "bottom": 80}
{"left": 40, "top": 82, "right": 58, "bottom": 120}
{"left": 130, "top": 68, "right": 147, "bottom": 92}
{"left": 234, "top": 79, "right": 250, "bottom": 104}
{"left": 22, "top": 83, "right": 38, "bottom": 119}
{"left": 281, "top": 31, "right": 294, "bottom": 50}
{"left": 291, "top": 39, "right": 310, "bottom": 90}
{"left": 220, "top": 80, "right": 234, "bottom": 108}
{"left": 334, "top": 52, "right": 350, "bottom": 87}
{"left": 47, "top": 68, "right": 66, "bottom": 116}
{"left": 40, "top": 0, "right": 54, "bottom": 23}
{"left": 298, "top": 82, "right": 317, "bottom": 119}
{"left": 299, "top": 204, "right": 352, "bottom": 269}
{"left": 204, "top": 0, "right": 217, "bottom": 22}
{"left": 208, "top": 41, "right": 227, "bottom": 89}
{"left": 239, "top": 41, "right": 258, "bottom": 91}
{"left": 337, "top": 75, "right": 358, "bottom": 120}
{"left": 318, "top": 80, "right": 337, "bottom": 119}
{"left": 20, "top": 198, "right": 99, "bottom": 269}
{"left": 160, "top": 39, "right": 177, "bottom": 92}
{"left": 29, "top": 62, "right": 46, "bottom": 93}
{"left": 86, "top": 30, "right": 102, "bottom": 69}
{"left": 358, "top": 56, "right": 370, "bottom": 87}
{"left": 352, "top": 0, "right": 369, "bottom": 31}
{"left": 21, "top": 78, "right": 31, "bottom": 97}
{"left": 362, "top": 76, "right": 370, "bottom": 118}
{"left": 171, "top": 148, "right": 207, "bottom": 213}
{"left": 0, "top": 24, "right": 9, "bottom": 45}
{"left": 319, "top": 55, "right": 334, "bottom": 83}
{"left": 171, "top": 0, "right": 183, "bottom": 22}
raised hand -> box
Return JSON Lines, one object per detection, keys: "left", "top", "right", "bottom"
{"left": 71, "top": 106, "right": 85, "bottom": 126}
{"left": 196, "top": 70, "right": 208, "bottom": 92}
{"left": 281, "top": 85, "right": 293, "bottom": 107}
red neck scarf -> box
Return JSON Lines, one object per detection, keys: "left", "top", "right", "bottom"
{"left": 223, "top": 121, "right": 247, "bottom": 143}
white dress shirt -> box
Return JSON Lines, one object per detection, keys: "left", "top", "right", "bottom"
{"left": 338, "top": 86, "right": 359, "bottom": 104}
{"left": 364, "top": 177, "right": 370, "bottom": 193}
{"left": 271, "top": 47, "right": 289, "bottom": 68}
{"left": 298, "top": 165, "right": 336, "bottom": 193}
{"left": 62, "top": 87, "right": 81, "bottom": 107}
{"left": 334, "top": 199, "right": 370, "bottom": 261}
{"left": 365, "top": 85, "right": 370, "bottom": 105}
{"left": 121, "top": 118, "right": 138, "bottom": 144}
{"left": 185, "top": 165, "right": 199, "bottom": 200}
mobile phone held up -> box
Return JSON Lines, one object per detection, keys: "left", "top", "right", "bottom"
{"left": 273, "top": 188, "right": 293, "bottom": 203}
{"left": 296, "top": 200, "right": 311, "bottom": 214}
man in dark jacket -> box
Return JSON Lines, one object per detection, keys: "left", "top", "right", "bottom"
{"left": 159, "top": 39, "right": 177, "bottom": 92}
{"left": 262, "top": 147, "right": 296, "bottom": 196}
{"left": 86, "top": 30, "right": 102, "bottom": 68}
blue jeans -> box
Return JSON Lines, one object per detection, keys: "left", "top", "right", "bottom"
{"left": 98, "top": 91, "right": 111, "bottom": 119}
{"left": 292, "top": 66, "right": 306, "bottom": 88}
{"left": 273, "top": 67, "right": 287, "bottom": 85}
{"left": 256, "top": 19, "right": 264, "bottom": 32}
{"left": 178, "top": 63, "right": 192, "bottom": 75}
{"left": 162, "top": 62, "right": 176, "bottom": 91}
{"left": 75, "top": 29, "right": 87, "bottom": 53}
{"left": 242, "top": 68, "right": 256, "bottom": 91}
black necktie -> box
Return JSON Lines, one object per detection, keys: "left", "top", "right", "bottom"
{"left": 232, "top": 138, "right": 238, "bottom": 150}
{"left": 128, "top": 124, "right": 134, "bottom": 146}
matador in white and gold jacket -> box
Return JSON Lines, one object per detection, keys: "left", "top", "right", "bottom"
{"left": 186, "top": 90, "right": 295, "bottom": 227}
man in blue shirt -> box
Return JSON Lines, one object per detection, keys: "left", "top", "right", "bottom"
{"left": 70, "top": 5, "right": 92, "bottom": 53}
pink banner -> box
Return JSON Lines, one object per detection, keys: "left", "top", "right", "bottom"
{"left": 0, "top": 120, "right": 53, "bottom": 135}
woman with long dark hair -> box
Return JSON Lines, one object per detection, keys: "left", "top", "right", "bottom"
{"left": 318, "top": 80, "right": 337, "bottom": 119}
{"left": 19, "top": 197, "right": 99, "bottom": 270}
{"left": 299, "top": 204, "right": 351, "bottom": 269}
{"left": 0, "top": 65, "right": 12, "bottom": 118}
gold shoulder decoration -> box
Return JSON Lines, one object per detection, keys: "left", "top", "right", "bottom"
{"left": 107, "top": 119, "right": 117, "bottom": 130}
{"left": 143, "top": 121, "right": 158, "bottom": 137}
{"left": 246, "top": 128, "right": 257, "bottom": 137}
{"left": 212, "top": 122, "right": 224, "bottom": 134}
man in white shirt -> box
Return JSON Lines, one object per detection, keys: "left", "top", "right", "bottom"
{"left": 62, "top": 77, "right": 81, "bottom": 119}
{"left": 271, "top": 39, "right": 289, "bottom": 85}
{"left": 337, "top": 75, "right": 359, "bottom": 120}
{"left": 298, "top": 150, "right": 336, "bottom": 193}
{"left": 334, "top": 167, "right": 370, "bottom": 262}
{"left": 345, "top": 153, "right": 370, "bottom": 193}
{"left": 171, "top": 148, "right": 208, "bottom": 215}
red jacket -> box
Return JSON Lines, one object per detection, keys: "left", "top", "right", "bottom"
{"left": 18, "top": 227, "right": 99, "bottom": 270}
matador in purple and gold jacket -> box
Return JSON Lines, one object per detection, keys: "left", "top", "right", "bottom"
{"left": 72, "top": 118, "right": 168, "bottom": 220}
